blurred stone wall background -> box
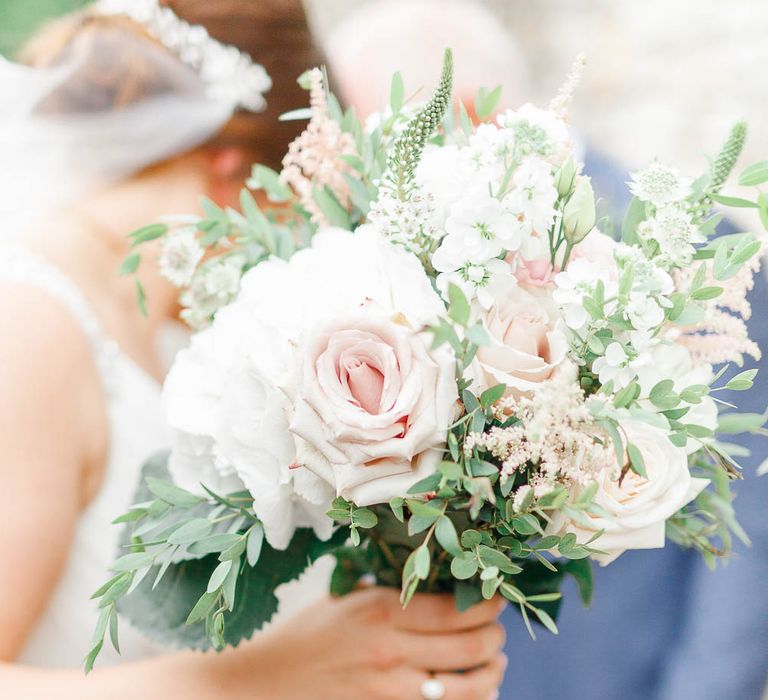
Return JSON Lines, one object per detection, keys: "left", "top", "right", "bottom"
{"left": 3, "top": 0, "right": 767, "bottom": 226}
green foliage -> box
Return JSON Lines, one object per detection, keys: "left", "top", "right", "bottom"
{"left": 87, "top": 453, "right": 346, "bottom": 671}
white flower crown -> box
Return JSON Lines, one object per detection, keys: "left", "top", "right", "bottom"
{"left": 95, "top": 0, "right": 272, "bottom": 112}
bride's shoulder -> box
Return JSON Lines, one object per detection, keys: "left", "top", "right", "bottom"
{"left": 0, "top": 282, "right": 108, "bottom": 434}
{"left": 0, "top": 281, "right": 97, "bottom": 380}
{"left": 0, "top": 282, "right": 109, "bottom": 494}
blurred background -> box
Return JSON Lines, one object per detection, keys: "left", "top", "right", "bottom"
{"left": 4, "top": 0, "right": 767, "bottom": 191}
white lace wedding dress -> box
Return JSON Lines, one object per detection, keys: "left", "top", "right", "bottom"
{"left": 0, "top": 248, "right": 330, "bottom": 669}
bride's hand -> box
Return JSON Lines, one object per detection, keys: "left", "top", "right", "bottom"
{"left": 215, "top": 587, "right": 507, "bottom": 700}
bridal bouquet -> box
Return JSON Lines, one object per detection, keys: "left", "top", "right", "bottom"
{"left": 88, "top": 51, "right": 768, "bottom": 669}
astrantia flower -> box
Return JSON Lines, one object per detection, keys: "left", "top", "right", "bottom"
{"left": 638, "top": 205, "right": 704, "bottom": 268}
{"left": 158, "top": 229, "right": 204, "bottom": 287}
{"left": 180, "top": 256, "right": 243, "bottom": 330}
{"left": 506, "top": 157, "right": 558, "bottom": 234}
{"left": 629, "top": 162, "right": 690, "bottom": 206}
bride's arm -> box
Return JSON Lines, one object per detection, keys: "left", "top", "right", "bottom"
{"left": 0, "top": 287, "right": 109, "bottom": 660}
{"left": 0, "top": 292, "right": 507, "bottom": 699}
{"left": 1, "top": 590, "right": 507, "bottom": 700}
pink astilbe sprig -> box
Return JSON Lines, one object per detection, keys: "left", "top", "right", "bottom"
{"left": 464, "top": 367, "right": 614, "bottom": 500}
{"left": 678, "top": 308, "right": 761, "bottom": 366}
{"left": 280, "top": 68, "right": 356, "bottom": 226}
{"left": 677, "top": 244, "right": 763, "bottom": 365}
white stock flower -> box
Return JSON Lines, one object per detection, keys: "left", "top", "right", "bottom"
{"left": 416, "top": 144, "right": 479, "bottom": 225}
{"left": 592, "top": 342, "right": 633, "bottom": 389}
{"left": 436, "top": 258, "right": 512, "bottom": 310}
{"left": 506, "top": 157, "right": 558, "bottom": 234}
{"left": 158, "top": 228, "right": 204, "bottom": 287}
{"left": 553, "top": 257, "right": 613, "bottom": 332}
{"left": 432, "top": 192, "right": 523, "bottom": 270}
{"left": 467, "top": 123, "right": 515, "bottom": 174}
{"left": 625, "top": 292, "right": 665, "bottom": 331}
{"left": 546, "top": 420, "right": 708, "bottom": 565}
{"left": 629, "top": 162, "right": 690, "bottom": 206}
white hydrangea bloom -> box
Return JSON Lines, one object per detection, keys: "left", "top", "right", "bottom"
{"left": 158, "top": 229, "right": 204, "bottom": 287}
{"left": 629, "top": 162, "right": 690, "bottom": 206}
{"left": 467, "top": 123, "right": 515, "bottom": 175}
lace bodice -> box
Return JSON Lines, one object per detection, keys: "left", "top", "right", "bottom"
{"left": 0, "top": 249, "right": 166, "bottom": 667}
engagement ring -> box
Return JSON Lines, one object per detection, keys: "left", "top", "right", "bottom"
{"left": 420, "top": 678, "right": 446, "bottom": 700}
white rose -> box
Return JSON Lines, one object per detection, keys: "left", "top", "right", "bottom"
{"left": 546, "top": 420, "right": 708, "bottom": 565}
{"left": 636, "top": 342, "right": 717, "bottom": 454}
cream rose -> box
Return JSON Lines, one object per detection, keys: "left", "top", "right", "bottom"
{"left": 546, "top": 420, "right": 708, "bottom": 565}
{"left": 290, "top": 313, "right": 456, "bottom": 506}
{"left": 474, "top": 286, "right": 568, "bottom": 396}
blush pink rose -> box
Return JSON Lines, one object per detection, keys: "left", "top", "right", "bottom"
{"left": 289, "top": 313, "right": 457, "bottom": 506}
{"left": 474, "top": 286, "right": 568, "bottom": 397}
{"left": 571, "top": 230, "right": 618, "bottom": 272}
{"left": 514, "top": 257, "right": 558, "bottom": 288}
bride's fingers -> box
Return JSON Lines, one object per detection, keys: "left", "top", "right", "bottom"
{"left": 398, "top": 653, "right": 508, "bottom": 700}
{"left": 392, "top": 594, "right": 507, "bottom": 633}
{"left": 400, "top": 622, "right": 506, "bottom": 672}
{"left": 434, "top": 653, "right": 508, "bottom": 700}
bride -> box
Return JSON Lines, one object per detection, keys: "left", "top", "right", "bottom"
{"left": 0, "top": 1, "right": 506, "bottom": 698}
